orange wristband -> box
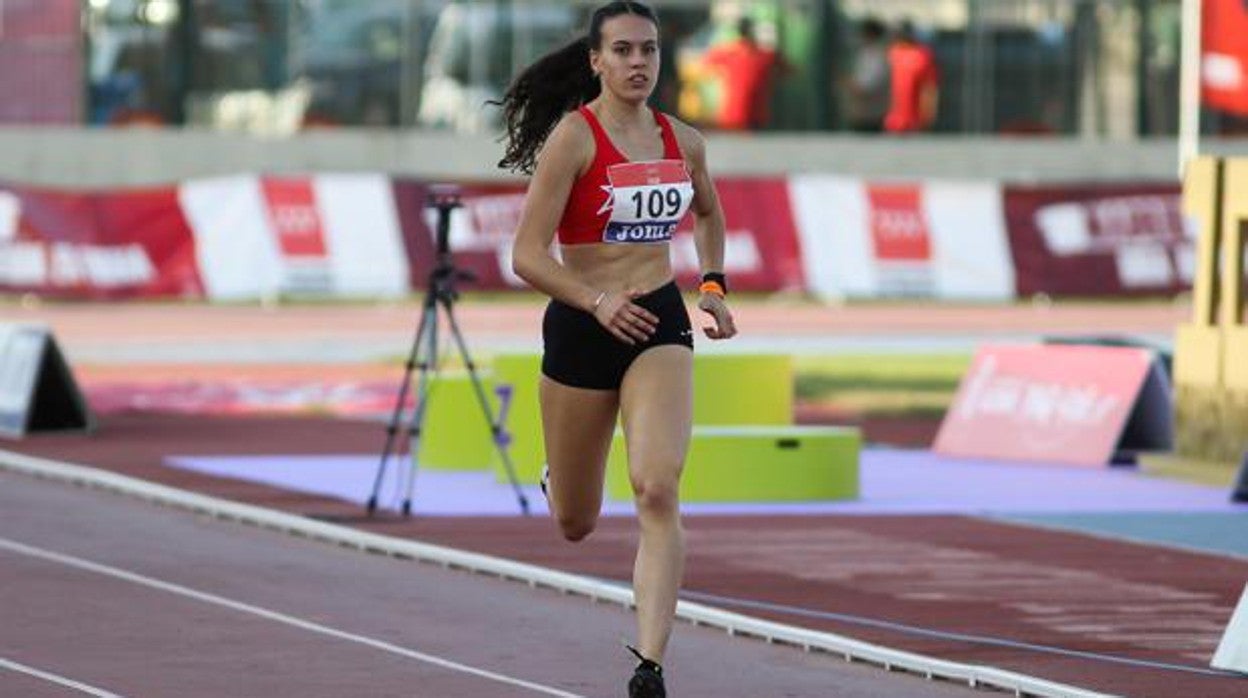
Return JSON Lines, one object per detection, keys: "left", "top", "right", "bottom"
{"left": 699, "top": 280, "right": 725, "bottom": 297}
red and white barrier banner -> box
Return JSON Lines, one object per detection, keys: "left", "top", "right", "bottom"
{"left": 676, "top": 177, "right": 805, "bottom": 291}
{"left": 788, "top": 175, "right": 1014, "bottom": 300}
{"left": 1202, "top": 0, "right": 1248, "bottom": 115}
{"left": 179, "top": 174, "right": 410, "bottom": 300}
{"left": 1003, "top": 184, "right": 1190, "bottom": 297}
{"left": 0, "top": 183, "right": 204, "bottom": 299}
{"left": 391, "top": 177, "right": 807, "bottom": 293}
{"left": 4, "top": 175, "right": 806, "bottom": 300}
{"left": 0, "top": 174, "right": 1197, "bottom": 302}
{"left": 934, "top": 344, "right": 1162, "bottom": 466}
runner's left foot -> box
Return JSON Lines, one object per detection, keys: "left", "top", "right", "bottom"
{"left": 627, "top": 646, "right": 665, "bottom": 698}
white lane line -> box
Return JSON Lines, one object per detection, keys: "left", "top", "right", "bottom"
{"left": 0, "top": 537, "right": 582, "bottom": 698}
{"left": 0, "top": 657, "right": 125, "bottom": 697}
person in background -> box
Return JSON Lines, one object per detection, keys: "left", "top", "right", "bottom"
{"left": 843, "top": 16, "right": 890, "bottom": 133}
{"left": 884, "top": 19, "right": 940, "bottom": 133}
{"left": 495, "top": 2, "right": 737, "bottom": 696}
{"left": 701, "top": 16, "right": 780, "bottom": 130}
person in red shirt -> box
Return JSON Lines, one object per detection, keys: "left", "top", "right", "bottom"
{"left": 884, "top": 20, "right": 940, "bottom": 133}
{"left": 701, "top": 17, "right": 779, "bottom": 130}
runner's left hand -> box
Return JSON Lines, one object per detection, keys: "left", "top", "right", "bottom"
{"left": 698, "top": 293, "right": 737, "bottom": 340}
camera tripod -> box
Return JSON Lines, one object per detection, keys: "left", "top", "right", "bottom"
{"left": 366, "top": 190, "right": 530, "bottom": 517}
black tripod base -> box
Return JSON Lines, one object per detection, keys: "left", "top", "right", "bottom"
{"left": 364, "top": 190, "right": 530, "bottom": 519}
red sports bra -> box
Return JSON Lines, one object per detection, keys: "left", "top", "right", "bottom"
{"left": 557, "top": 105, "right": 694, "bottom": 246}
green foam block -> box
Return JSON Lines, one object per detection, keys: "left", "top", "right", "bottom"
{"left": 416, "top": 371, "right": 499, "bottom": 471}
{"left": 693, "top": 353, "right": 793, "bottom": 425}
{"left": 606, "top": 425, "right": 860, "bottom": 502}
{"left": 491, "top": 353, "right": 546, "bottom": 484}
{"left": 488, "top": 352, "right": 797, "bottom": 484}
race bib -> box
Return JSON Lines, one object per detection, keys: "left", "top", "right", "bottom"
{"left": 602, "top": 160, "right": 693, "bottom": 244}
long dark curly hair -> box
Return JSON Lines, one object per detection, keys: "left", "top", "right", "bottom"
{"left": 494, "top": 1, "right": 660, "bottom": 174}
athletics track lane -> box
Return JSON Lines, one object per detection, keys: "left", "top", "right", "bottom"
{"left": 0, "top": 471, "right": 981, "bottom": 698}
{"left": 5, "top": 412, "right": 1247, "bottom": 697}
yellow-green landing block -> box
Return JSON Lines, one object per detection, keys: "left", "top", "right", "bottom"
{"left": 606, "top": 425, "right": 861, "bottom": 502}
{"left": 691, "top": 353, "right": 793, "bottom": 426}
{"left": 417, "top": 371, "right": 500, "bottom": 471}
{"left": 489, "top": 352, "right": 797, "bottom": 485}
{"left": 491, "top": 353, "right": 546, "bottom": 483}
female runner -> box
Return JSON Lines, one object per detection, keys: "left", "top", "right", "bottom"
{"left": 499, "top": 3, "right": 736, "bottom": 695}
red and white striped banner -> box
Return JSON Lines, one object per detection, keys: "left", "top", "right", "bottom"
{"left": 178, "top": 174, "right": 410, "bottom": 300}
{"left": 0, "top": 184, "right": 203, "bottom": 299}
{"left": 0, "top": 175, "right": 1188, "bottom": 302}
{"left": 788, "top": 175, "right": 1016, "bottom": 300}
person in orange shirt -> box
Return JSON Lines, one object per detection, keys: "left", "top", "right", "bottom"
{"left": 884, "top": 20, "right": 940, "bottom": 133}
{"left": 701, "top": 17, "right": 779, "bottom": 130}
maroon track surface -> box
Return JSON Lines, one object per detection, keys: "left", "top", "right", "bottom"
{"left": 4, "top": 412, "right": 1247, "bottom": 698}
{"left": 4, "top": 470, "right": 983, "bottom": 698}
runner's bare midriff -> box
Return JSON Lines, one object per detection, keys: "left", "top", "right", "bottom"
{"left": 561, "top": 242, "right": 673, "bottom": 296}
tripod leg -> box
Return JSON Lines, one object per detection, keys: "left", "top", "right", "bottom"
{"left": 367, "top": 291, "right": 436, "bottom": 515}
{"left": 440, "top": 295, "right": 531, "bottom": 516}
{"left": 401, "top": 300, "right": 441, "bottom": 516}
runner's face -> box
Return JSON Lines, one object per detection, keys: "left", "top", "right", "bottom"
{"left": 591, "top": 15, "right": 659, "bottom": 103}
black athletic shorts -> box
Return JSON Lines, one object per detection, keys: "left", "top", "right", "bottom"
{"left": 541, "top": 280, "right": 693, "bottom": 390}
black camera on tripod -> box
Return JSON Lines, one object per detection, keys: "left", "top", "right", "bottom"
{"left": 428, "top": 186, "right": 461, "bottom": 256}
{"left": 425, "top": 187, "right": 477, "bottom": 299}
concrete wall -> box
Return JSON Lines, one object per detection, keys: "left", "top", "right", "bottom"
{"left": 3, "top": 126, "right": 1247, "bottom": 188}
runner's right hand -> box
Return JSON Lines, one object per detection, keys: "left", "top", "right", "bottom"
{"left": 593, "top": 290, "right": 658, "bottom": 345}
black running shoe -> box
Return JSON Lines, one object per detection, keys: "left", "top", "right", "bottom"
{"left": 627, "top": 647, "right": 666, "bottom": 698}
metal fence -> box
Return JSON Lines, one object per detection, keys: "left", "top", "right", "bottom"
{"left": 0, "top": 0, "right": 83, "bottom": 124}
{"left": 1, "top": 0, "right": 1241, "bottom": 136}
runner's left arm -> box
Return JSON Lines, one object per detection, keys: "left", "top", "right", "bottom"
{"left": 680, "top": 125, "right": 736, "bottom": 340}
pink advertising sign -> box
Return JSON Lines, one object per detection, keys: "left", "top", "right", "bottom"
{"left": 934, "top": 344, "right": 1168, "bottom": 466}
